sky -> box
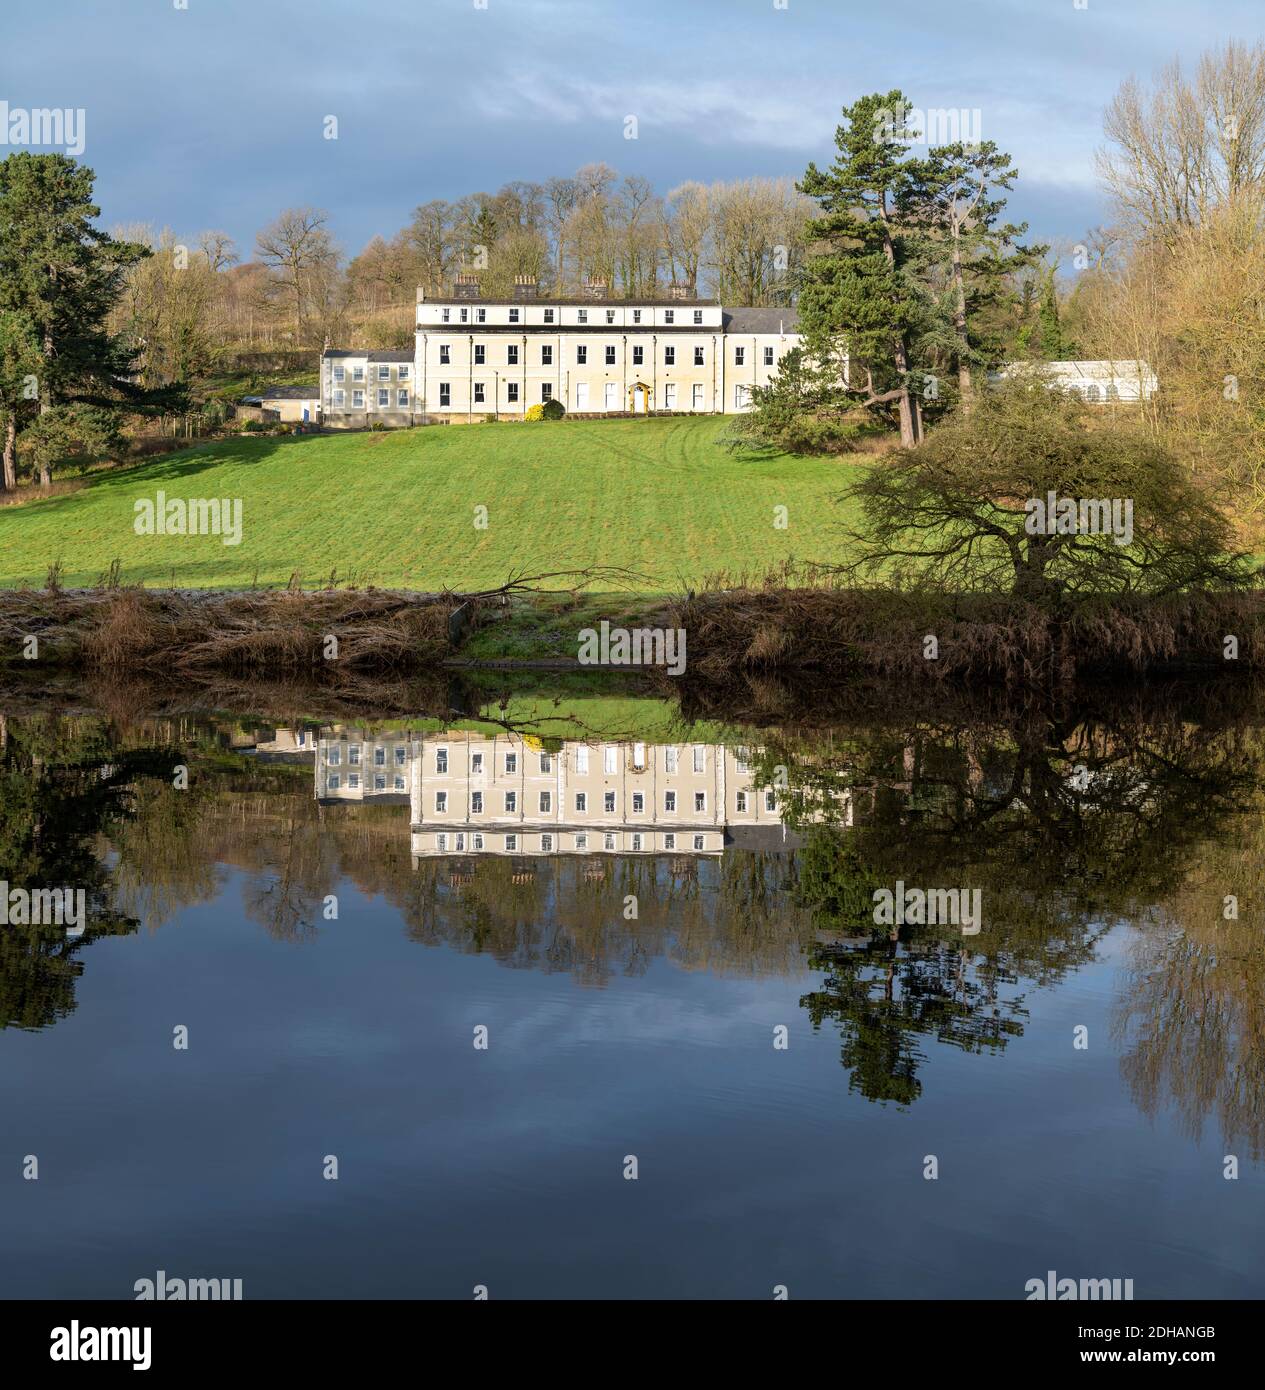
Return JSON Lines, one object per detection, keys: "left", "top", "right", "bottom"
{"left": 1, "top": 0, "right": 1259, "bottom": 264}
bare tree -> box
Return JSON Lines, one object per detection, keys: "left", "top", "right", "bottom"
{"left": 254, "top": 207, "right": 339, "bottom": 342}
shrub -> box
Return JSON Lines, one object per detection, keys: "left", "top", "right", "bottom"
{"left": 524, "top": 403, "right": 546, "bottom": 422}
{"left": 541, "top": 397, "right": 566, "bottom": 420}
{"left": 369, "top": 421, "right": 388, "bottom": 432}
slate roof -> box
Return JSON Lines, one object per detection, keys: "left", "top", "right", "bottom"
{"left": 322, "top": 349, "right": 414, "bottom": 362}
{"left": 722, "top": 307, "right": 799, "bottom": 334}
{"left": 258, "top": 385, "right": 321, "bottom": 400}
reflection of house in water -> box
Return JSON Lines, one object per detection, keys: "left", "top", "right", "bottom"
{"left": 313, "top": 730, "right": 815, "bottom": 857}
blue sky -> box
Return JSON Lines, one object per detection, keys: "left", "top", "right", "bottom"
{"left": 0, "top": 0, "right": 1256, "bottom": 261}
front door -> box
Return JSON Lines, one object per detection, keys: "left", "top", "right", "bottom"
{"left": 632, "top": 385, "right": 648, "bottom": 413}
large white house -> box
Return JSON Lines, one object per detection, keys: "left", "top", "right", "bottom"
{"left": 320, "top": 276, "right": 801, "bottom": 426}
{"left": 988, "top": 359, "right": 1158, "bottom": 403}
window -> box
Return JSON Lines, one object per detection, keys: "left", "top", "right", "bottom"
{"left": 439, "top": 345, "right": 451, "bottom": 364}
{"left": 664, "top": 383, "right": 676, "bottom": 408}
{"left": 604, "top": 791, "right": 616, "bottom": 813}
{"left": 632, "top": 792, "right": 645, "bottom": 813}
{"left": 541, "top": 833, "right": 554, "bottom": 852}
{"left": 541, "top": 383, "right": 552, "bottom": 401}
{"left": 1106, "top": 383, "right": 1120, "bottom": 401}
{"left": 694, "top": 347, "right": 705, "bottom": 366}
{"left": 576, "top": 345, "right": 588, "bottom": 364}
{"left": 575, "top": 746, "right": 589, "bottom": 774}
{"left": 507, "top": 345, "right": 519, "bottom": 365}
{"left": 436, "top": 834, "right": 447, "bottom": 852}
{"left": 575, "top": 382, "right": 589, "bottom": 408}
{"left": 632, "top": 345, "right": 644, "bottom": 365}
{"left": 505, "top": 791, "right": 517, "bottom": 812}
{"left": 474, "top": 345, "right": 485, "bottom": 365}
{"left": 436, "top": 748, "right": 448, "bottom": 773}
{"left": 604, "top": 746, "right": 618, "bottom": 773}
{"left": 439, "top": 384, "right": 451, "bottom": 407}
{"left": 577, "top": 309, "right": 588, "bottom": 324}
{"left": 664, "top": 833, "right": 676, "bottom": 850}
{"left": 765, "top": 790, "right": 777, "bottom": 812}
{"left": 473, "top": 382, "right": 486, "bottom": 404}
{"left": 476, "top": 308, "right": 486, "bottom": 322}
{"left": 327, "top": 773, "right": 340, "bottom": 789}
{"left": 693, "top": 834, "right": 705, "bottom": 851}
{"left": 435, "top": 791, "right": 447, "bottom": 812}
{"left": 539, "top": 790, "right": 552, "bottom": 813}
{"left": 349, "top": 745, "right": 361, "bottom": 764}
{"left": 505, "top": 834, "right": 517, "bottom": 851}
{"left": 378, "top": 364, "right": 390, "bottom": 380}
{"left": 664, "top": 309, "right": 675, "bottom": 324}
{"left": 692, "top": 384, "right": 703, "bottom": 409}
{"left": 442, "top": 308, "right": 451, "bottom": 322}
{"left": 575, "top": 833, "right": 588, "bottom": 850}
{"left": 631, "top": 833, "right": 643, "bottom": 851}
{"left": 352, "top": 365, "right": 365, "bottom": 382}
{"left": 395, "top": 745, "right": 407, "bottom": 766}
{"left": 472, "top": 790, "right": 484, "bottom": 813}
{"left": 604, "top": 832, "right": 616, "bottom": 850}
{"left": 509, "top": 307, "right": 520, "bottom": 323}
{"left": 505, "top": 752, "right": 517, "bottom": 773}
{"left": 664, "top": 790, "right": 677, "bottom": 812}
{"left": 377, "top": 388, "right": 389, "bottom": 407}
{"left": 693, "top": 746, "right": 705, "bottom": 773}
{"left": 764, "top": 346, "right": 775, "bottom": 366}
{"left": 374, "top": 747, "right": 386, "bottom": 766}
{"left": 352, "top": 389, "right": 365, "bottom": 408}
{"left": 736, "top": 790, "right": 748, "bottom": 813}
{"left": 506, "top": 382, "right": 519, "bottom": 402}
{"left": 394, "top": 775, "right": 405, "bottom": 790}
{"left": 539, "top": 753, "right": 552, "bottom": 773}
{"left": 473, "top": 833, "right": 484, "bottom": 850}
{"left": 665, "top": 746, "right": 678, "bottom": 774}
{"left": 397, "top": 389, "right": 409, "bottom": 408}
{"left": 734, "top": 346, "right": 745, "bottom": 366}
{"left": 398, "top": 364, "right": 410, "bottom": 380}
{"left": 348, "top": 773, "right": 360, "bottom": 789}
{"left": 1085, "top": 384, "right": 1101, "bottom": 403}
{"left": 460, "top": 307, "right": 468, "bottom": 323}
{"left": 606, "top": 308, "right": 616, "bottom": 324}
{"left": 328, "top": 746, "right": 341, "bottom": 765}
{"left": 694, "top": 791, "right": 706, "bottom": 813}
{"left": 575, "top": 792, "right": 587, "bottom": 812}
{"left": 633, "top": 309, "right": 642, "bottom": 323}
{"left": 693, "top": 309, "right": 703, "bottom": 324}
{"left": 333, "top": 389, "right": 345, "bottom": 407}
{"left": 455, "top": 833, "right": 465, "bottom": 852}
{"left": 544, "top": 308, "right": 555, "bottom": 323}
{"left": 541, "top": 345, "right": 553, "bottom": 365}
{"left": 333, "top": 365, "right": 345, "bottom": 383}
{"left": 605, "top": 345, "right": 616, "bottom": 365}
{"left": 664, "top": 346, "right": 676, "bottom": 365}
{"left": 604, "top": 382, "right": 618, "bottom": 409}
{"left": 471, "top": 751, "right": 484, "bottom": 774}
{"left": 735, "top": 748, "right": 750, "bottom": 773}
{"left": 735, "top": 384, "right": 751, "bottom": 409}
{"left": 632, "top": 742, "right": 646, "bottom": 768}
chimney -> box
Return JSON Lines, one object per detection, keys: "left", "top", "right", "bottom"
{"left": 513, "top": 274, "right": 538, "bottom": 301}
{"left": 582, "top": 277, "right": 608, "bottom": 301}
{"left": 416, "top": 285, "right": 426, "bottom": 303}
{"left": 453, "top": 273, "right": 481, "bottom": 300}
{"left": 668, "top": 283, "right": 691, "bottom": 301}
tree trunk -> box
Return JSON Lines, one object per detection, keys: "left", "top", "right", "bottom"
{"left": 951, "top": 232, "right": 973, "bottom": 413}
{"left": 2, "top": 414, "right": 16, "bottom": 491}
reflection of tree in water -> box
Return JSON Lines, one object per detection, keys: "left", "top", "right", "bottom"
{"left": 0, "top": 715, "right": 179, "bottom": 1030}
{"left": 754, "top": 701, "right": 1262, "bottom": 1108}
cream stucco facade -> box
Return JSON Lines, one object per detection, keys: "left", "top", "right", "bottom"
{"left": 320, "top": 279, "right": 799, "bottom": 426}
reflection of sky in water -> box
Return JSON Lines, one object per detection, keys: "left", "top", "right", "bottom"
{"left": 2, "top": 869, "right": 1262, "bottom": 1300}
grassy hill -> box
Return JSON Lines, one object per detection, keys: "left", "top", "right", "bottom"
{"left": 0, "top": 416, "right": 860, "bottom": 593}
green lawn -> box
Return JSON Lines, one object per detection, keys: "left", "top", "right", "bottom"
{"left": 0, "top": 416, "right": 860, "bottom": 592}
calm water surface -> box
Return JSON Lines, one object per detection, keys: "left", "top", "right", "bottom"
{"left": 2, "top": 702, "right": 1262, "bottom": 1299}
